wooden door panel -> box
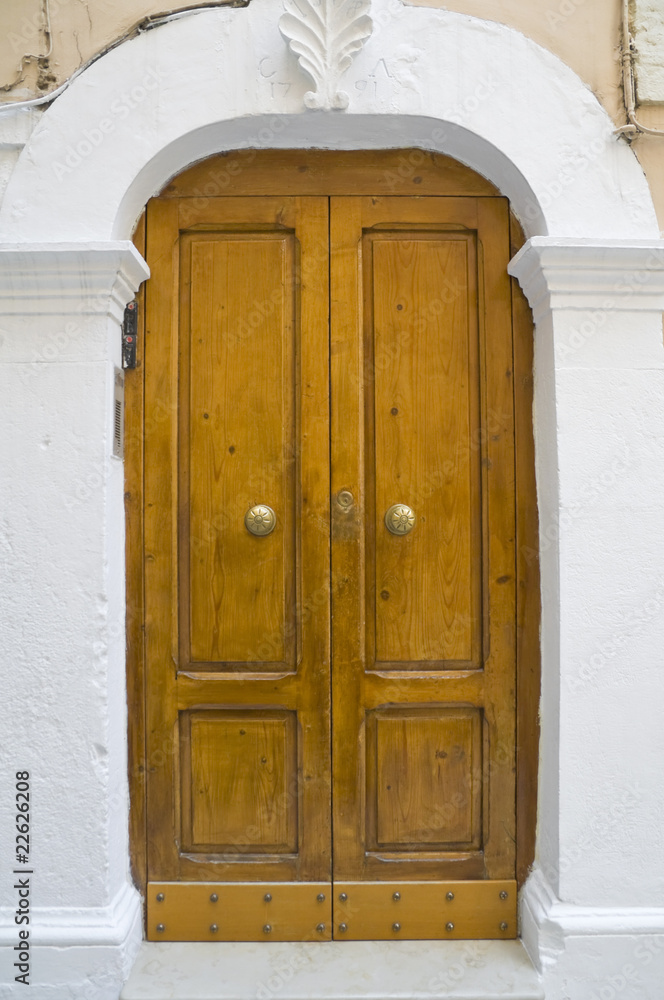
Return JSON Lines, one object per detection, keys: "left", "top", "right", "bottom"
{"left": 145, "top": 196, "right": 331, "bottom": 885}
{"left": 367, "top": 233, "right": 481, "bottom": 668}
{"left": 367, "top": 707, "right": 482, "bottom": 851}
{"left": 184, "top": 233, "right": 296, "bottom": 669}
{"left": 180, "top": 709, "right": 297, "bottom": 853}
{"left": 331, "top": 196, "right": 516, "bottom": 883}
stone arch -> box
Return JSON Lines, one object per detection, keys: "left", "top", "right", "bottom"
{"left": 0, "top": 0, "right": 658, "bottom": 242}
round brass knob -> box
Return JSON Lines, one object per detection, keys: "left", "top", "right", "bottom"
{"left": 385, "top": 504, "right": 416, "bottom": 536}
{"left": 245, "top": 505, "right": 276, "bottom": 536}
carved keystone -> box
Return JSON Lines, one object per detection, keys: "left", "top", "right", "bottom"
{"left": 280, "top": 0, "right": 373, "bottom": 110}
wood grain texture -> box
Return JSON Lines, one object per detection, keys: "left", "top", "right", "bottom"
{"left": 160, "top": 150, "right": 500, "bottom": 200}
{"left": 367, "top": 234, "right": 481, "bottom": 666}
{"left": 144, "top": 194, "right": 331, "bottom": 884}
{"left": 184, "top": 233, "right": 296, "bottom": 667}
{"left": 127, "top": 154, "right": 539, "bottom": 925}
{"left": 510, "top": 213, "right": 540, "bottom": 887}
{"left": 367, "top": 708, "right": 482, "bottom": 850}
{"left": 181, "top": 710, "right": 297, "bottom": 852}
{"left": 331, "top": 196, "right": 516, "bottom": 882}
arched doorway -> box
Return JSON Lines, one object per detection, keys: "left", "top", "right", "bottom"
{"left": 126, "top": 149, "right": 540, "bottom": 942}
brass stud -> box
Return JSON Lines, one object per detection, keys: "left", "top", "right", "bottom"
{"left": 446, "top": 922, "right": 454, "bottom": 932}
{"left": 392, "top": 892, "right": 401, "bottom": 902}
{"left": 500, "top": 921, "right": 509, "bottom": 932}
{"left": 210, "top": 893, "right": 219, "bottom": 903}
{"left": 392, "top": 922, "right": 401, "bottom": 932}
{"left": 339, "top": 892, "right": 348, "bottom": 902}
{"left": 339, "top": 923, "right": 348, "bottom": 933}
{"left": 446, "top": 891, "right": 455, "bottom": 901}
{"left": 499, "top": 890, "right": 508, "bottom": 900}
{"left": 264, "top": 893, "right": 272, "bottom": 902}
{"left": 210, "top": 924, "right": 219, "bottom": 934}
{"left": 316, "top": 923, "right": 326, "bottom": 934}
{"left": 156, "top": 923, "right": 165, "bottom": 933}
{"left": 317, "top": 893, "right": 326, "bottom": 902}
{"left": 263, "top": 924, "right": 272, "bottom": 934}
{"left": 156, "top": 893, "right": 164, "bottom": 902}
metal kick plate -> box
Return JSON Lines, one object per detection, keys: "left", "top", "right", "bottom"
{"left": 333, "top": 881, "right": 517, "bottom": 940}
{"left": 147, "top": 882, "right": 332, "bottom": 941}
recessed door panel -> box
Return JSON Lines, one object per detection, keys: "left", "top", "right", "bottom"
{"left": 180, "top": 709, "right": 297, "bottom": 853}
{"left": 185, "top": 235, "right": 296, "bottom": 669}
{"left": 367, "top": 707, "right": 482, "bottom": 851}
{"left": 367, "top": 234, "right": 481, "bottom": 668}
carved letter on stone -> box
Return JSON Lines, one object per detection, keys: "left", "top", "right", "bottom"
{"left": 280, "top": 0, "right": 373, "bottom": 110}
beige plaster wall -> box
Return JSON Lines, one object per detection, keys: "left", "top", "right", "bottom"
{"left": 1, "top": 0, "right": 663, "bottom": 232}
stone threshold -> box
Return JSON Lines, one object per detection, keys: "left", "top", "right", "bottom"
{"left": 120, "top": 939, "right": 544, "bottom": 1000}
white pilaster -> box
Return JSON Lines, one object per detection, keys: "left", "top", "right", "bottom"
{"left": 0, "top": 243, "right": 148, "bottom": 999}
{"left": 510, "top": 239, "right": 664, "bottom": 998}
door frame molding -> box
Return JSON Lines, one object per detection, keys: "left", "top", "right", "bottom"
{"left": 125, "top": 149, "right": 540, "bottom": 903}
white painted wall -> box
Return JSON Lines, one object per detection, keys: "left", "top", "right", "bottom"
{"left": 0, "top": 2, "right": 664, "bottom": 998}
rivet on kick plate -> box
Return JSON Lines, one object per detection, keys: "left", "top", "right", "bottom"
{"left": 392, "top": 922, "right": 401, "bottom": 932}
{"left": 339, "top": 892, "right": 348, "bottom": 902}
{"left": 264, "top": 893, "right": 272, "bottom": 902}
{"left": 499, "top": 890, "right": 508, "bottom": 900}
{"left": 446, "top": 891, "right": 455, "bottom": 901}
{"left": 263, "top": 924, "right": 272, "bottom": 934}
{"left": 156, "top": 893, "right": 164, "bottom": 902}
{"left": 156, "top": 924, "right": 165, "bottom": 933}
{"left": 446, "top": 922, "right": 454, "bottom": 932}
{"left": 316, "top": 923, "right": 326, "bottom": 934}
{"left": 339, "top": 923, "right": 348, "bottom": 933}
{"left": 210, "top": 893, "right": 219, "bottom": 902}
{"left": 210, "top": 924, "right": 219, "bottom": 934}
{"left": 317, "top": 893, "right": 326, "bottom": 902}
{"left": 392, "top": 892, "right": 401, "bottom": 902}
{"left": 500, "top": 921, "right": 509, "bottom": 932}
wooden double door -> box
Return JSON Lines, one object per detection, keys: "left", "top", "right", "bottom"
{"left": 138, "top": 152, "right": 532, "bottom": 942}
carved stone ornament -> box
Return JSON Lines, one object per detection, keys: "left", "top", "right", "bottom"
{"left": 280, "top": 0, "right": 373, "bottom": 110}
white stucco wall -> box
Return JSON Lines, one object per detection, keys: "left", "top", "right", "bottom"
{"left": 1, "top": 2, "right": 664, "bottom": 998}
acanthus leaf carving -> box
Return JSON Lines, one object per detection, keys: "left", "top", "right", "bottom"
{"left": 280, "top": 0, "right": 373, "bottom": 110}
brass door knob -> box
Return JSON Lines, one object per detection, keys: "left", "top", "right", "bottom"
{"left": 384, "top": 504, "right": 416, "bottom": 535}
{"left": 244, "top": 505, "right": 276, "bottom": 536}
